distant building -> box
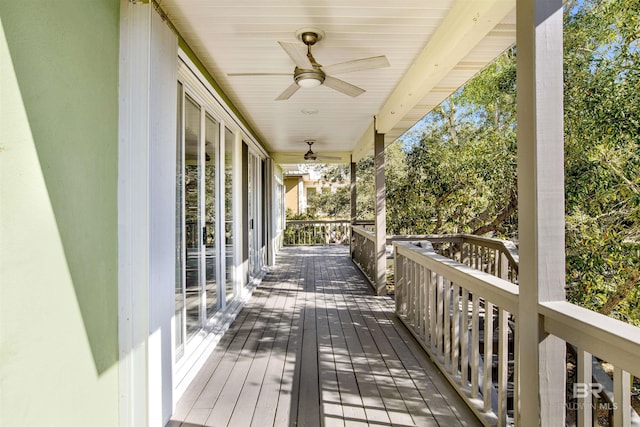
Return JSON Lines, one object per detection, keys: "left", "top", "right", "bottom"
{"left": 283, "top": 168, "right": 348, "bottom": 216}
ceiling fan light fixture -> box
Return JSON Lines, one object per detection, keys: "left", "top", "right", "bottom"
{"left": 294, "top": 69, "right": 325, "bottom": 88}
{"left": 304, "top": 149, "right": 318, "bottom": 161}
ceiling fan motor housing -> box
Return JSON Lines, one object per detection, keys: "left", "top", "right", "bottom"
{"left": 304, "top": 139, "right": 318, "bottom": 160}
{"left": 294, "top": 67, "right": 325, "bottom": 87}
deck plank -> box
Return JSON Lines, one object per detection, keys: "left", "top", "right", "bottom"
{"left": 170, "top": 245, "right": 481, "bottom": 427}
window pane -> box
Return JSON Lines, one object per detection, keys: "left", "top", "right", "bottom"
{"left": 205, "top": 114, "right": 218, "bottom": 318}
{"left": 225, "top": 127, "right": 235, "bottom": 303}
{"left": 175, "top": 82, "right": 185, "bottom": 360}
{"left": 184, "top": 96, "right": 202, "bottom": 339}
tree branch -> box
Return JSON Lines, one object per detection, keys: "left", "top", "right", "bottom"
{"left": 471, "top": 189, "right": 518, "bottom": 236}
{"left": 599, "top": 270, "right": 640, "bottom": 316}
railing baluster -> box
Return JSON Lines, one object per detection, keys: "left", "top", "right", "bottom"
{"left": 471, "top": 294, "right": 480, "bottom": 399}
{"left": 461, "top": 288, "right": 470, "bottom": 388}
{"left": 452, "top": 282, "right": 460, "bottom": 377}
{"left": 462, "top": 241, "right": 470, "bottom": 266}
{"left": 471, "top": 244, "right": 477, "bottom": 270}
{"left": 498, "top": 307, "right": 508, "bottom": 426}
{"left": 429, "top": 269, "right": 437, "bottom": 352}
{"left": 576, "top": 346, "right": 592, "bottom": 427}
{"left": 419, "top": 265, "right": 425, "bottom": 339}
{"left": 396, "top": 255, "right": 405, "bottom": 316}
{"left": 424, "top": 267, "right": 433, "bottom": 345}
{"left": 444, "top": 279, "right": 452, "bottom": 370}
{"left": 483, "top": 301, "right": 494, "bottom": 412}
{"left": 613, "top": 367, "right": 631, "bottom": 427}
{"left": 420, "top": 265, "right": 427, "bottom": 340}
{"left": 437, "top": 274, "right": 444, "bottom": 358}
{"left": 513, "top": 314, "right": 520, "bottom": 426}
{"left": 407, "top": 259, "right": 414, "bottom": 324}
{"left": 416, "top": 262, "right": 422, "bottom": 336}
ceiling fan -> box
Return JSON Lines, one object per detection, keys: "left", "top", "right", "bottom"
{"left": 228, "top": 28, "right": 390, "bottom": 100}
{"left": 280, "top": 140, "right": 343, "bottom": 163}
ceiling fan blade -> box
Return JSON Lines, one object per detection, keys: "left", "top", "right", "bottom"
{"left": 316, "top": 155, "right": 343, "bottom": 161}
{"left": 275, "top": 82, "right": 300, "bottom": 101}
{"left": 278, "top": 41, "right": 313, "bottom": 69}
{"left": 227, "top": 72, "right": 292, "bottom": 77}
{"left": 322, "top": 55, "right": 390, "bottom": 75}
{"left": 323, "top": 76, "right": 365, "bottom": 98}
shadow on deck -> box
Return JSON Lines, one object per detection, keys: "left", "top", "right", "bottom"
{"left": 169, "top": 245, "right": 480, "bottom": 427}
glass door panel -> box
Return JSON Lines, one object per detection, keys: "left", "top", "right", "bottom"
{"left": 205, "top": 114, "right": 219, "bottom": 318}
{"left": 184, "top": 96, "right": 203, "bottom": 339}
{"left": 247, "top": 148, "right": 254, "bottom": 277}
{"left": 249, "top": 153, "right": 263, "bottom": 279}
{"left": 224, "top": 127, "right": 235, "bottom": 303}
{"left": 175, "top": 82, "right": 185, "bottom": 360}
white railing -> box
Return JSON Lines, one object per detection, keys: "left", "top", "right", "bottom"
{"left": 389, "top": 234, "right": 519, "bottom": 284}
{"left": 351, "top": 225, "right": 377, "bottom": 285}
{"left": 283, "top": 219, "right": 350, "bottom": 246}
{"left": 395, "top": 240, "right": 518, "bottom": 426}
{"left": 394, "top": 240, "right": 640, "bottom": 426}
{"left": 540, "top": 302, "right": 640, "bottom": 427}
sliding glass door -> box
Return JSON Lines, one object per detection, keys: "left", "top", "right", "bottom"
{"left": 175, "top": 85, "right": 225, "bottom": 361}
{"left": 247, "top": 151, "right": 263, "bottom": 279}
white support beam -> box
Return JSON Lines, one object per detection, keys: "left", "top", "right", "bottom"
{"left": 374, "top": 131, "right": 387, "bottom": 296}
{"left": 351, "top": 1, "right": 514, "bottom": 162}
{"left": 352, "top": 121, "right": 375, "bottom": 163}
{"left": 374, "top": 0, "right": 514, "bottom": 136}
{"left": 516, "top": 0, "right": 566, "bottom": 425}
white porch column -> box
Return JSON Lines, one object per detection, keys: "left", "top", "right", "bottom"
{"left": 350, "top": 157, "right": 357, "bottom": 225}
{"left": 265, "top": 158, "right": 276, "bottom": 266}
{"left": 516, "top": 0, "right": 566, "bottom": 425}
{"left": 118, "top": 1, "right": 177, "bottom": 426}
{"left": 350, "top": 157, "right": 357, "bottom": 258}
{"left": 374, "top": 131, "right": 387, "bottom": 296}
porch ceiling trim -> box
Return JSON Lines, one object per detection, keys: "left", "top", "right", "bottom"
{"left": 352, "top": 0, "right": 515, "bottom": 162}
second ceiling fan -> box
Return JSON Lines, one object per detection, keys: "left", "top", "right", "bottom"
{"left": 229, "top": 28, "right": 390, "bottom": 100}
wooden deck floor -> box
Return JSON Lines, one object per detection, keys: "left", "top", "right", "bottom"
{"left": 169, "top": 246, "right": 480, "bottom": 427}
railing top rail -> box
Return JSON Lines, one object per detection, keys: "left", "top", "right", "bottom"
{"left": 540, "top": 300, "right": 640, "bottom": 378}
{"left": 351, "top": 224, "right": 376, "bottom": 240}
{"left": 352, "top": 219, "right": 375, "bottom": 225}
{"left": 460, "top": 234, "right": 520, "bottom": 269}
{"left": 286, "top": 219, "right": 350, "bottom": 225}
{"left": 387, "top": 233, "right": 519, "bottom": 272}
{"left": 387, "top": 234, "right": 464, "bottom": 245}
{"left": 394, "top": 240, "right": 519, "bottom": 312}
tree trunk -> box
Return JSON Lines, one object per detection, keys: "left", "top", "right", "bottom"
{"left": 600, "top": 271, "right": 640, "bottom": 316}
{"left": 471, "top": 189, "right": 518, "bottom": 236}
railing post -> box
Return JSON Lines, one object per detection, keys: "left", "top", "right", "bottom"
{"left": 350, "top": 157, "right": 357, "bottom": 259}
{"left": 517, "top": 0, "right": 566, "bottom": 424}
{"left": 374, "top": 130, "right": 387, "bottom": 295}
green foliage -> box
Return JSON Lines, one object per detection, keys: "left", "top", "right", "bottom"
{"left": 302, "top": 163, "right": 351, "bottom": 219}
{"left": 307, "top": 186, "right": 350, "bottom": 219}
{"left": 387, "top": 50, "right": 518, "bottom": 238}
{"left": 354, "top": 0, "right": 640, "bottom": 324}
{"left": 563, "top": 0, "right": 640, "bottom": 324}
{"left": 286, "top": 208, "right": 316, "bottom": 220}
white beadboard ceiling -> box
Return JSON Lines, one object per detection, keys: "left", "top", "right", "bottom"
{"left": 158, "top": 0, "right": 516, "bottom": 163}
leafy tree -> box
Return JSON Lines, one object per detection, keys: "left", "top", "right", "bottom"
{"left": 389, "top": 49, "right": 518, "bottom": 238}
{"left": 379, "top": 0, "right": 640, "bottom": 323}
{"left": 304, "top": 0, "right": 640, "bottom": 324}
{"left": 307, "top": 186, "right": 351, "bottom": 219}
{"left": 563, "top": 0, "right": 640, "bottom": 323}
